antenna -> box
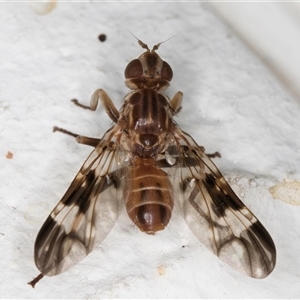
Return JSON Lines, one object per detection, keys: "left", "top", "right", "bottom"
{"left": 127, "top": 30, "right": 176, "bottom": 52}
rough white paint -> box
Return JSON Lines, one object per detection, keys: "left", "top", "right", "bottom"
{"left": 1, "top": 2, "right": 300, "bottom": 298}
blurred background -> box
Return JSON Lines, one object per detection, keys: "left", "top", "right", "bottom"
{"left": 211, "top": 1, "right": 300, "bottom": 103}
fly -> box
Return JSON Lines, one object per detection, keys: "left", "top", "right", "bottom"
{"left": 29, "top": 39, "right": 276, "bottom": 287}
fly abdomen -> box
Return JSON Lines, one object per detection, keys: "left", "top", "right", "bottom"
{"left": 124, "top": 157, "right": 173, "bottom": 234}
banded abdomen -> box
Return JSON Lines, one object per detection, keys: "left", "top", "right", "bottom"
{"left": 124, "top": 157, "right": 173, "bottom": 234}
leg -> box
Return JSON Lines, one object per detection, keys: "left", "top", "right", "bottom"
{"left": 28, "top": 273, "right": 44, "bottom": 288}
{"left": 206, "top": 151, "right": 221, "bottom": 158}
{"left": 72, "top": 89, "right": 119, "bottom": 123}
{"left": 169, "top": 91, "right": 183, "bottom": 114}
{"left": 71, "top": 99, "right": 91, "bottom": 110}
{"left": 53, "top": 126, "right": 101, "bottom": 148}
{"left": 76, "top": 136, "right": 101, "bottom": 147}
{"left": 53, "top": 126, "right": 78, "bottom": 138}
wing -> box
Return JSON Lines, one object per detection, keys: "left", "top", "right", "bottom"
{"left": 34, "top": 127, "right": 128, "bottom": 276}
{"left": 168, "top": 126, "right": 276, "bottom": 279}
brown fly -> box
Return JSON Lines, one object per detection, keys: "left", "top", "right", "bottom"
{"left": 29, "top": 39, "right": 276, "bottom": 287}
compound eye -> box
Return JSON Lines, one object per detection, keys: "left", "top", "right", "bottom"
{"left": 161, "top": 61, "right": 173, "bottom": 82}
{"left": 125, "top": 59, "right": 143, "bottom": 79}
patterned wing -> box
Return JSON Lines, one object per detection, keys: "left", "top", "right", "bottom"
{"left": 34, "top": 128, "right": 128, "bottom": 276}
{"left": 169, "top": 127, "right": 276, "bottom": 278}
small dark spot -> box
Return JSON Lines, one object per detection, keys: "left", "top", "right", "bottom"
{"left": 86, "top": 171, "right": 96, "bottom": 185}
{"left": 6, "top": 151, "right": 13, "bottom": 159}
{"left": 98, "top": 34, "right": 107, "bottom": 42}
{"left": 181, "top": 145, "right": 189, "bottom": 152}
{"left": 108, "top": 141, "right": 115, "bottom": 149}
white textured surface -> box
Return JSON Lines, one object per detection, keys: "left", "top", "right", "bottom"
{"left": 1, "top": 2, "right": 300, "bottom": 298}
